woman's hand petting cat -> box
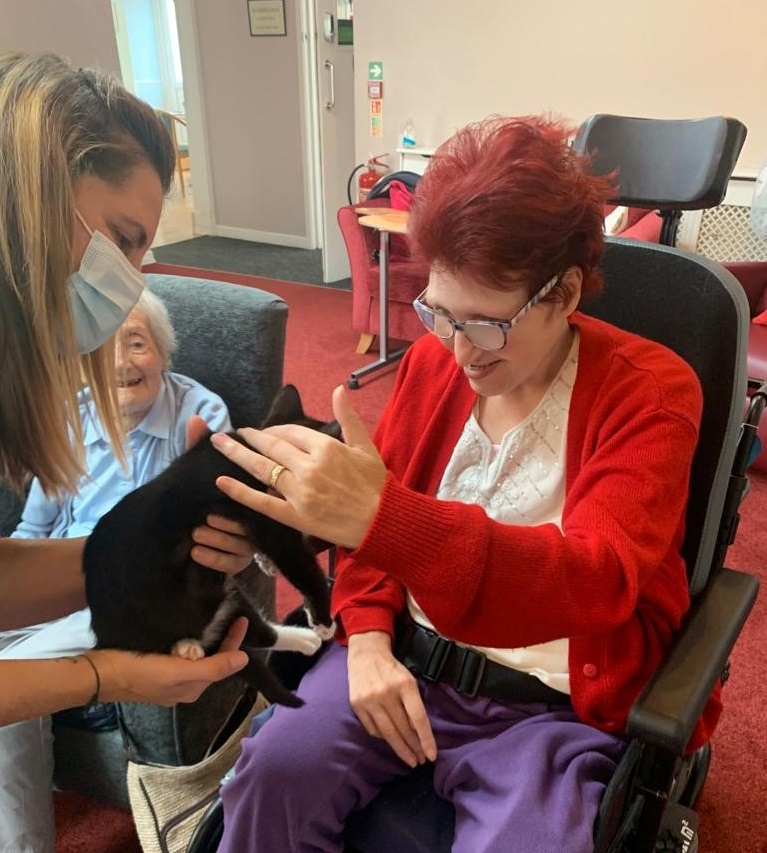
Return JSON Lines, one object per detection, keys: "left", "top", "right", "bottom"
{"left": 94, "top": 617, "right": 249, "bottom": 705}
{"left": 191, "top": 514, "right": 254, "bottom": 575}
{"left": 212, "top": 385, "right": 387, "bottom": 549}
{"left": 347, "top": 631, "right": 437, "bottom": 767}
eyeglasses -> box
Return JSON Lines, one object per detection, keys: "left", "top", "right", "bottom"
{"left": 412, "top": 274, "right": 559, "bottom": 351}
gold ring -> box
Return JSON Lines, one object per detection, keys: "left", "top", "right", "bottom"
{"left": 268, "top": 464, "right": 287, "bottom": 489}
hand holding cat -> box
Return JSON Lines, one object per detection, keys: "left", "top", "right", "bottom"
{"left": 93, "top": 616, "right": 249, "bottom": 706}
{"left": 212, "top": 385, "right": 387, "bottom": 549}
{"left": 0, "top": 619, "right": 250, "bottom": 727}
{"left": 190, "top": 514, "right": 254, "bottom": 575}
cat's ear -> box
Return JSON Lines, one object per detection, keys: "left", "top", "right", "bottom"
{"left": 261, "top": 384, "right": 305, "bottom": 428}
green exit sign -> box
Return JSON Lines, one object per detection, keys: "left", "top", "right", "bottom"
{"left": 368, "top": 61, "right": 383, "bottom": 80}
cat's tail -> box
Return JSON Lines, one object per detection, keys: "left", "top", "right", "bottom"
{"left": 240, "top": 648, "right": 304, "bottom": 708}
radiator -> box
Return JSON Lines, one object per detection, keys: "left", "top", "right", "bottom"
{"left": 674, "top": 174, "right": 767, "bottom": 263}
{"left": 682, "top": 204, "right": 767, "bottom": 262}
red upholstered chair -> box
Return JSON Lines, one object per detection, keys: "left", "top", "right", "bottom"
{"left": 338, "top": 199, "right": 429, "bottom": 354}
{"left": 721, "top": 261, "right": 767, "bottom": 472}
{"left": 616, "top": 207, "right": 663, "bottom": 242}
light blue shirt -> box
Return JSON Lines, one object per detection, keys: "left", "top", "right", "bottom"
{"left": 11, "top": 371, "right": 231, "bottom": 540}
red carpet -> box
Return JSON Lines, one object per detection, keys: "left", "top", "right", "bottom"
{"left": 55, "top": 266, "right": 766, "bottom": 852}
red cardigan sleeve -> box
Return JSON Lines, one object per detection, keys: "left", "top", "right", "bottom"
{"left": 332, "top": 336, "right": 478, "bottom": 639}
{"left": 330, "top": 344, "right": 427, "bottom": 641}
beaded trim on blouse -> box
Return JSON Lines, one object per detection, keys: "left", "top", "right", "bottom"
{"left": 436, "top": 333, "right": 579, "bottom": 528}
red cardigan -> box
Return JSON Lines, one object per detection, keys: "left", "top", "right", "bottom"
{"left": 332, "top": 313, "right": 719, "bottom": 750}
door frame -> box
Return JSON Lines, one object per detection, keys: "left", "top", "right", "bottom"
{"left": 299, "top": 0, "right": 322, "bottom": 251}
{"left": 166, "top": 0, "right": 328, "bottom": 253}
{"left": 172, "top": 0, "right": 216, "bottom": 235}
{"left": 110, "top": 0, "right": 135, "bottom": 93}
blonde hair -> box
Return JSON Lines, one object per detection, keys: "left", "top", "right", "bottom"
{"left": 0, "top": 51, "right": 174, "bottom": 496}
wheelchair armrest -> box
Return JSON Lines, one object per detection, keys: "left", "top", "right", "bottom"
{"left": 627, "top": 567, "right": 759, "bottom": 754}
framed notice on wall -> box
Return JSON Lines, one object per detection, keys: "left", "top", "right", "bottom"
{"left": 248, "top": 0, "right": 287, "bottom": 37}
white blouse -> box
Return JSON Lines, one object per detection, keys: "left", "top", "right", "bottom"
{"left": 407, "top": 332, "right": 580, "bottom": 694}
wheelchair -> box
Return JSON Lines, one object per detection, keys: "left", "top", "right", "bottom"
{"left": 188, "top": 239, "right": 763, "bottom": 853}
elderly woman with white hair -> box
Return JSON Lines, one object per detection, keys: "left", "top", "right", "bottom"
{"left": 0, "top": 289, "right": 232, "bottom": 850}
{"left": 10, "top": 289, "right": 231, "bottom": 544}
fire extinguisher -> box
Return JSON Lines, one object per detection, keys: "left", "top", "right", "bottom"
{"left": 347, "top": 155, "right": 389, "bottom": 204}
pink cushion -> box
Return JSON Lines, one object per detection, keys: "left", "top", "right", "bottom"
{"left": 388, "top": 180, "right": 415, "bottom": 211}
{"left": 621, "top": 211, "right": 663, "bottom": 243}
{"left": 753, "top": 308, "right": 767, "bottom": 326}
{"left": 749, "top": 323, "right": 767, "bottom": 383}
{"left": 723, "top": 262, "right": 767, "bottom": 315}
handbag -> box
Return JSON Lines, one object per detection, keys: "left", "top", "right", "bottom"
{"left": 123, "top": 692, "right": 268, "bottom": 853}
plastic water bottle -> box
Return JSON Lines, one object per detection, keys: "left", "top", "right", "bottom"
{"left": 400, "top": 118, "right": 417, "bottom": 148}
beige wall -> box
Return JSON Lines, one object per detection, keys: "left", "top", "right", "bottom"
{"left": 190, "top": 0, "right": 309, "bottom": 241}
{"left": 0, "top": 0, "right": 120, "bottom": 74}
{"left": 1, "top": 0, "right": 312, "bottom": 247}
{"left": 353, "top": 0, "right": 767, "bottom": 173}
{"left": 5, "top": 1, "right": 764, "bottom": 247}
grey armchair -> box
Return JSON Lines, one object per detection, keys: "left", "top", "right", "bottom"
{"left": 0, "top": 272, "right": 288, "bottom": 808}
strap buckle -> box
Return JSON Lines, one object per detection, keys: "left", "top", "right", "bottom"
{"left": 422, "top": 633, "right": 451, "bottom": 682}
{"left": 455, "top": 645, "right": 486, "bottom": 698}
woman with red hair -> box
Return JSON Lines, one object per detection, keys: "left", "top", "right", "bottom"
{"left": 214, "top": 116, "right": 708, "bottom": 852}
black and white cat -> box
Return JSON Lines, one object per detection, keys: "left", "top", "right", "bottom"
{"left": 83, "top": 385, "right": 337, "bottom": 708}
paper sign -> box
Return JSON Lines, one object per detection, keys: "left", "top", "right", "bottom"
{"left": 370, "top": 113, "right": 383, "bottom": 139}
{"left": 248, "top": 0, "right": 287, "bottom": 37}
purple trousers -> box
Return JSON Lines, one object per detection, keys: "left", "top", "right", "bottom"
{"left": 218, "top": 643, "right": 626, "bottom": 853}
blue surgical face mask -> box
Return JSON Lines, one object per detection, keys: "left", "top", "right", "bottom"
{"left": 68, "top": 210, "right": 145, "bottom": 353}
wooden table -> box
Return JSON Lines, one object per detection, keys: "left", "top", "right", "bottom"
{"left": 349, "top": 209, "right": 411, "bottom": 388}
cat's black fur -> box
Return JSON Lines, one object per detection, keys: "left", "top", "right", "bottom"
{"left": 83, "top": 385, "right": 337, "bottom": 708}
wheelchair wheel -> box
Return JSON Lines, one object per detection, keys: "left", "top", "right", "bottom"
{"left": 186, "top": 797, "right": 224, "bottom": 853}
{"left": 677, "top": 744, "right": 711, "bottom": 808}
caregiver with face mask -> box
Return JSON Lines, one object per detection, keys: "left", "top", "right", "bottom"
{"left": 68, "top": 208, "right": 148, "bottom": 354}
{"left": 0, "top": 53, "right": 250, "bottom": 754}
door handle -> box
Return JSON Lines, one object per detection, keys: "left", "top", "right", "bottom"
{"left": 325, "top": 60, "right": 335, "bottom": 111}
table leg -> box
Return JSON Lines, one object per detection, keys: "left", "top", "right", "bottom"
{"left": 349, "top": 229, "right": 408, "bottom": 388}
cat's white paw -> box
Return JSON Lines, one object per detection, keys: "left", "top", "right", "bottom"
{"left": 271, "top": 625, "right": 323, "bottom": 656}
{"left": 304, "top": 607, "right": 337, "bottom": 641}
{"left": 171, "top": 638, "right": 206, "bottom": 660}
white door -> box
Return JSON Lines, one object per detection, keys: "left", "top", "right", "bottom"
{"left": 314, "top": 0, "right": 355, "bottom": 283}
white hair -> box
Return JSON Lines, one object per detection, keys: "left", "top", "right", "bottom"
{"left": 134, "top": 289, "right": 178, "bottom": 367}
